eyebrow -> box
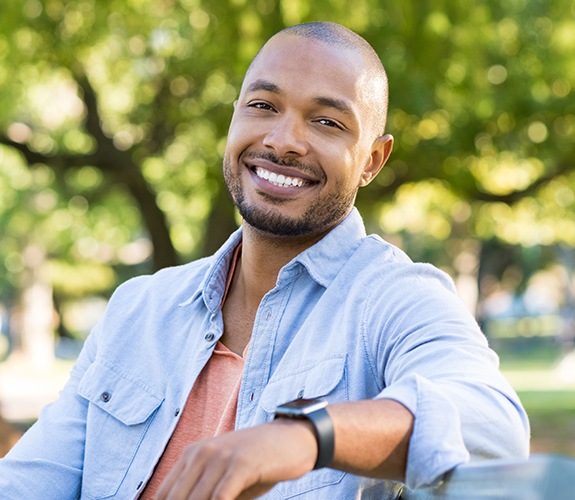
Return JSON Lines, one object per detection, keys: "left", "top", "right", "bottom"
{"left": 312, "top": 96, "right": 354, "bottom": 117}
{"left": 246, "top": 79, "right": 355, "bottom": 118}
{"left": 245, "top": 79, "right": 282, "bottom": 94}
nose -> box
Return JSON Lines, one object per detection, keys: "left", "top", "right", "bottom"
{"left": 262, "top": 114, "right": 308, "bottom": 157}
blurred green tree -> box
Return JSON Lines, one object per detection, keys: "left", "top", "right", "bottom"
{"left": 0, "top": 0, "right": 574, "bottom": 355}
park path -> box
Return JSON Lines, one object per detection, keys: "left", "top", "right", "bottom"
{"left": 0, "top": 354, "right": 72, "bottom": 425}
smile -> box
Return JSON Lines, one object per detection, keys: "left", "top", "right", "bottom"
{"left": 255, "top": 167, "right": 307, "bottom": 188}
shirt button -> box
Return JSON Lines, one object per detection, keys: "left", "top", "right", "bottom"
{"left": 205, "top": 332, "right": 215, "bottom": 342}
{"left": 136, "top": 481, "right": 143, "bottom": 490}
{"left": 174, "top": 408, "right": 181, "bottom": 417}
{"left": 100, "top": 391, "right": 111, "bottom": 403}
{"left": 249, "top": 392, "right": 255, "bottom": 402}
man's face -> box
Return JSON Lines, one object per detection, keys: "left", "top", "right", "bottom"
{"left": 223, "top": 34, "right": 389, "bottom": 239}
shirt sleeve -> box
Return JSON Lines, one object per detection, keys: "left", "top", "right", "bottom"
{"left": 0, "top": 320, "right": 100, "bottom": 499}
{"left": 366, "top": 263, "right": 530, "bottom": 489}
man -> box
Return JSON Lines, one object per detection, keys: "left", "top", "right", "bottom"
{"left": 0, "top": 22, "right": 529, "bottom": 499}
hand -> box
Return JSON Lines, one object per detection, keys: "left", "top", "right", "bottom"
{"left": 155, "top": 419, "right": 318, "bottom": 500}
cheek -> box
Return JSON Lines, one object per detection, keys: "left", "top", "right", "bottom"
{"left": 224, "top": 128, "right": 239, "bottom": 153}
{"left": 333, "top": 150, "right": 364, "bottom": 185}
{"left": 349, "top": 146, "right": 375, "bottom": 184}
{"left": 225, "top": 116, "right": 246, "bottom": 148}
{"left": 225, "top": 122, "right": 262, "bottom": 158}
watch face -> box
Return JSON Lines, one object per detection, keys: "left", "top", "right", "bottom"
{"left": 276, "top": 397, "right": 328, "bottom": 416}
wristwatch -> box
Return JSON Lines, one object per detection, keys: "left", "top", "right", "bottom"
{"left": 274, "top": 397, "right": 335, "bottom": 470}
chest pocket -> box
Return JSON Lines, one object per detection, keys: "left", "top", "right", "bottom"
{"left": 260, "top": 355, "right": 348, "bottom": 499}
{"left": 77, "top": 360, "right": 164, "bottom": 499}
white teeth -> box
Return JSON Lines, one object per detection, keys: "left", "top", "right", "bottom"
{"left": 255, "top": 167, "right": 305, "bottom": 188}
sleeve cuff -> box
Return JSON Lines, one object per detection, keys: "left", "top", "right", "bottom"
{"left": 377, "top": 374, "right": 470, "bottom": 489}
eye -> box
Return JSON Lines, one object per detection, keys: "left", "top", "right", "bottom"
{"left": 248, "top": 101, "right": 275, "bottom": 111}
{"left": 317, "top": 118, "right": 343, "bottom": 129}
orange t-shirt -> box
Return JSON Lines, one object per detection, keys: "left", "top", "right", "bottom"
{"left": 140, "top": 342, "right": 246, "bottom": 498}
{"left": 140, "top": 244, "right": 244, "bottom": 498}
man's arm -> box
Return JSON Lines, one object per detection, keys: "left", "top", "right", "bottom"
{"left": 156, "top": 398, "right": 413, "bottom": 500}
{"left": 328, "top": 399, "right": 413, "bottom": 478}
{"left": 0, "top": 329, "right": 98, "bottom": 499}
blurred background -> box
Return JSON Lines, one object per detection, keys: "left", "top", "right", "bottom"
{"left": 1, "top": 0, "right": 574, "bottom": 457}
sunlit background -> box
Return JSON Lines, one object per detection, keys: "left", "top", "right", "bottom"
{"left": 1, "top": 0, "right": 575, "bottom": 457}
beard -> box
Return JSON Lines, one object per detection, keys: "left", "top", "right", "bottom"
{"left": 223, "top": 151, "right": 358, "bottom": 238}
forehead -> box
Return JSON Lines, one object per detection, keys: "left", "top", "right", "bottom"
{"left": 241, "top": 34, "right": 369, "bottom": 105}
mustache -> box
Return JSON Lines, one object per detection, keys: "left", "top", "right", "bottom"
{"left": 241, "top": 151, "right": 324, "bottom": 179}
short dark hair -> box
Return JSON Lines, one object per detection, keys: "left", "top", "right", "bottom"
{"left": 247, "top": 21, "right": 389, "bottom": 135}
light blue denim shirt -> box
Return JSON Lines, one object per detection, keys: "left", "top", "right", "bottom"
{"left": 0, "top": 208, "right": 529, "bottom": 499}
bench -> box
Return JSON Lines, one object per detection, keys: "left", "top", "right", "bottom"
{"left": 401, "top": 454, "right": 575, "bottom": 499}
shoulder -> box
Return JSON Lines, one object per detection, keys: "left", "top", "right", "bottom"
{"left": 105, "top": 256, "right": 213, "bottom": 313}
{"left": 85, "top": 256, "right": 215, "bottom": 359}
{"left": 350, "top": 237, "right": 483, "bottom": 350}
{"left": 346, "top": 235, "right": 475, "bottom": 334}
{"left": 352, "top": 234, "right": 457, "bottom": 294}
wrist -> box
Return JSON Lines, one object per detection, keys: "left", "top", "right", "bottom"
{"left": 271, "top": 418, "right": 318, "bottom": 470}
{"left": 274, "top": 397, "right": 335, "bottom": 470}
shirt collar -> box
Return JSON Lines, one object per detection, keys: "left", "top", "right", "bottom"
{"left": 189, "top": 207, "right": 366, "bottom": 311}
{"left": 281, "top": 207, "right": 367, "bottom": 288}
{"left": 180, "top": 228, "right": 243, "bottom": 313}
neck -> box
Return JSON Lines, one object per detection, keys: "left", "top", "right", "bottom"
{"left": 219, "top": 223, "right": 333, "bottom": 354}
{"left": 233, "top": 224, "right": 328, "bottom": 306}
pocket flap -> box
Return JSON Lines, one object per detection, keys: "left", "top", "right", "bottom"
{"left": 78, "top": 360, "right": 163, "bottom": 425}
{"left": 261, "top": 356, "right": 347, "bottom": 413}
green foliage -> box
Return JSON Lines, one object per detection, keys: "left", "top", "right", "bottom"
{"left": 1, "top": 0, "right": 574, "bottom": 303}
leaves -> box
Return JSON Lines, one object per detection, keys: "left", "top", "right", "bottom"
{"left": 1, "top": 0, "right": 574, "bottom": 302}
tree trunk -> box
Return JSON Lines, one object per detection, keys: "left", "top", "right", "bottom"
{"left": 201, "top": 185, "right": 239, "bottom": 257}
{"left": 13, "top": 245, "right": 55, "bottom": 370}
{"left": 119, "top": 167, "right": 179, "bottom": 270}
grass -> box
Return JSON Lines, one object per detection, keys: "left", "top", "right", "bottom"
{"left": 518, "top": 390, "right": 575, "bottom": 414}
{"left": 496, "top": 340, "right": 575, "bottom": 457}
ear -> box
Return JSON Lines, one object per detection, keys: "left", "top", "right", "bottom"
{"left": 359, "top": 134, "right": 394, "bottom": 187}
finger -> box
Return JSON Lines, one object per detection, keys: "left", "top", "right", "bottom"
{"left": 184, "top": 458, "right": 231, "bottom": 500}
{"left": 155, "top": 449, "right": 203, "bottom": 500}
{"left": 210, "top": 457, "right": 275, "bottom": 500}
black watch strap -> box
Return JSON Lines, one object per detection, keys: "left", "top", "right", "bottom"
{"left": 274, "top": 399, "right": 335, "bottom": 470}
{"left": 306, "top": 406, "right": 335, "bottom": 469}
